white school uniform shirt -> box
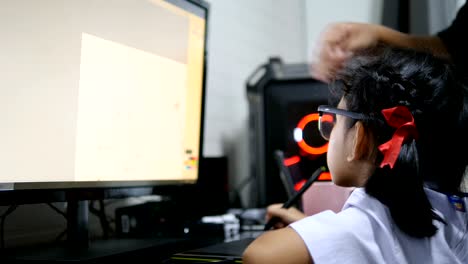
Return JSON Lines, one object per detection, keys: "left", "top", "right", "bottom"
{"left": 290, "top": 187, "right": 468, "bottom": 264}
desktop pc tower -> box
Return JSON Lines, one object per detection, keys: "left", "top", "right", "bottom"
{"left": 246, "top": 58, "right": 330, "bottom": 207}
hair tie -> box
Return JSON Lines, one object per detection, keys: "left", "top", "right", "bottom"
{"left": 378, "top": 106, "right": 418, "bottom": 169}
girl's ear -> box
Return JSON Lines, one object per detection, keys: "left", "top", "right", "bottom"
{"left": 347, "top": 121, "right": 375, "bottom": 162}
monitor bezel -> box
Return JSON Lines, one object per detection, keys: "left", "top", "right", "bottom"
{"left": 0, "top": 0, "right": 210, "bottom": 205}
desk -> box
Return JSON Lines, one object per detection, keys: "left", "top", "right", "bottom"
{"left": 3, "top": 237, "right": 223, "bottom": 264}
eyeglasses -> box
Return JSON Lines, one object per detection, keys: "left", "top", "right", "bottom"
{"left": 317, "top": 105, "right": 369, "bottom": 140}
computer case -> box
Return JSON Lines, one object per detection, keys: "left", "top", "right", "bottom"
{"left": 246, "top": 57, "right": 330, "bottom": 207}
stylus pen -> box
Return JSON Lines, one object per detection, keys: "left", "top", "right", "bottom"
{"left": 263, "top": 166, "right": 327, "bottom": 231}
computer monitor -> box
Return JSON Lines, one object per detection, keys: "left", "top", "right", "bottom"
{"left": 0, "top": 0, "right": 209, "bottom": 246}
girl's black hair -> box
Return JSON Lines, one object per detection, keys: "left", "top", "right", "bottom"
{"left": 331, "top": 46, "right": 468, "bottom": 238}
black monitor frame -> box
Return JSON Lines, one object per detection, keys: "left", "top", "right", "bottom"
{"left": 0, "top": 0, "right": 210, "bottom": 202}
{"left": 0, "top": 0, "right": 210, "bottom": 255}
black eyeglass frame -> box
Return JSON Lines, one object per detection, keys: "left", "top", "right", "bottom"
{"left": 317, "top": 105, "right": 370, "bottom": 140}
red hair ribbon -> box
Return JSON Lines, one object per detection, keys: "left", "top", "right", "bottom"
{"left": 378, "top": 106, "right": 418, "bottom": 169}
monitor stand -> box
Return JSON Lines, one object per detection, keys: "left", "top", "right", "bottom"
{"left": 67, "top": 200, "right": 89, "bottom": 249}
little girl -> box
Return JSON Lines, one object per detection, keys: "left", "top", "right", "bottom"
{"left": 243, "top": 47, "right": 468, "bottom": 264}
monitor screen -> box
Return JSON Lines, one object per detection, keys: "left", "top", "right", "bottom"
{"left": 0, "top": 0, "right": 208, "bottom": 192}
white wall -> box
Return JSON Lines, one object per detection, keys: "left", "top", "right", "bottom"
{"left": 203, "top": 0, "right": 307, "bottom": 206}
{"left": 305, "top": 0, "right": 383, "bottom": 60}
{"left": 203, "top": 0, "right": 307, "bottom": 155}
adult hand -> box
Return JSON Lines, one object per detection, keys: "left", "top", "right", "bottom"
{"left": 265, "top": 203, "right": 307, "bottom": 229}
{"left": 311, "top": 22, "right": 380, "bottom": 83}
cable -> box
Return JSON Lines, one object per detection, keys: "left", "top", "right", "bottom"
{"left": 235, "top": 175, "right": 255, "bottom": 193}
{"left": 89, "top": 200, "right": 112, "bottom": 239}
{"left": 0, "top": 205, "right": 19, "bottom": 249}
{"left": 45, "top": 203, "right": 71, "bottom": 244}
{"left": 46, "top": 203, "right": 67, "bottom": 219}
{"left": 97, "top": 199, "right": 111, "bottom": 238}
{"left": 54, "top": 229, "right": 67, "bottom": 242}
{"left": 230, "top": 174, "right": 256, "bottom": 207}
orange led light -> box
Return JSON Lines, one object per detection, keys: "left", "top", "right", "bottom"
{"left": 296, "top": 113, "right": 328, "bottom": 155}
{"left": 318, "top": 172, "right": 331, "bottom": 181}
{"left": 284, "top": 155, "right": 301, "bottom": 166}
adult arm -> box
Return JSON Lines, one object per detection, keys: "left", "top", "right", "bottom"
{"left": 311, "top": 22, "right": 449, "bottom": 83}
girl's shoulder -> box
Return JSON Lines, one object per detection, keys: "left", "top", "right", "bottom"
{"left": 290, "top": 189, "right": 399, "bottom": 263}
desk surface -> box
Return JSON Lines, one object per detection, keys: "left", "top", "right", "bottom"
{"left": 4, "top": 237, "right": 223, "bottom": 264}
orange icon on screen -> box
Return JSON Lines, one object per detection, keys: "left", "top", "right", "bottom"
{"left": 184, "top": 156, "right": 198, "bottom": 170}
